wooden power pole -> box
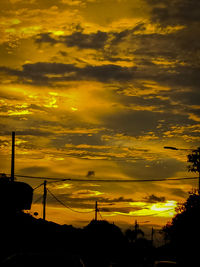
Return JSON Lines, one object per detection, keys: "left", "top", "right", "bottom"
{"left": 151, "top": 227, "right": 154, "bottom": 246}
{"left": 43, "top": 180, "right": 47, "bottom": 220}
{"left": 11, "top": 131, "right": 15, "bottom": 182}
{"left": 95, "top": 201, "right": 98, "bottom": 221}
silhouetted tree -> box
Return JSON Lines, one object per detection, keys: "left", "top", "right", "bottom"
{"left": 125, "top": 220, "right": 144, "bottom": 244}
{"left": 187, "top": 147, "right": 200, "bottom": 192}
{"left": 187, "top": 147, "right": 200, "bottom": 173}
{"left": 163, "top": 193, "right": 200, "bottom": 266}
{"left": 125, "top": 228, "right": 144, "bottom": 243}
{"left": 82, "top": 220, "right": 126, "bottom": 267}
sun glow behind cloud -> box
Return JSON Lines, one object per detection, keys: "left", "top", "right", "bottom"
{"left": 127, "top": 200, "right": 177, "bottom": 218}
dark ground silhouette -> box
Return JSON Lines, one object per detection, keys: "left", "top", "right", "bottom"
{"left": 0, "top": 211, "right": 156, "bottom": 267}
{"left": 1, "top": 176, "right": 199, "bottom": 266}
{"left": 0, "top": 176, "right": 156, "bottom": 266}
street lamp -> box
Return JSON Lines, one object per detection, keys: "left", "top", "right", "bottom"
{"left": 164, "top": 146, "right": 200, "bottom": 194}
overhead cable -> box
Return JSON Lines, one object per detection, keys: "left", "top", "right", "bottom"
{"left": 33, "top": 182, "right": 45, "bottom": 191}
{"left": 47, "top": 188, "right": 94, "bottom": 214}
{"left": 11, "top": 174, "right": 198, "bottom": 183}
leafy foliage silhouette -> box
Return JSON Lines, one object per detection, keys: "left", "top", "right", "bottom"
{"left": 163, "top": 193, "right": 200, "bottom": 266}
{"left": 187, "top": 147, "right": 200, "bottom": 173}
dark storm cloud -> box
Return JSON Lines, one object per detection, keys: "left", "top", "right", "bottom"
{"left": 35, "top": 30, "right": 108, "bottom": 49}
{"left": 110, "top": 22, "right": 146, "bottom": 46}
{"left": 132, "top": 33, "right": 180, "bottom": 60}
{"left": 35, "top": 24, "right": 145, "bottom": 50}
{"left": 97, "top": 206, "right": 140, "bottom": 214}
{"left": 116, "top": 158, "right": 186, "bottom": 180}
{"left": 137, "top": 30, "right": 200, "bottom": 67}
{"left": 110, "top": 29, "right": 132, "bottom": 45}
{"left": 50, "top": 134, "right": 100, "bottom": 150}
{"left": 35, "top": 32, "right": 58, "bottom": 45}
{"left": 71, "top": 195, "right": 135, "bottom": 203}
{"left": 0, "top": 62, "right": 135, "bottom": 85}
{"left": 64, "top": 133, "right": 104, "bottom": 146}
{"left": 81, "top": 64, "right": 135, "bottom": 82}
{"left": 127, "top": 37, "right": 200, "bottom": 108}
{"left": 116, "top": 93, "right": 171, "bottom": 108}
{"left": 103, "top": 110, "right": 159, "bottom": 136}
{"left": 41, "top": 190, "right": 139, "bottom": 212}
{"left": 102, "top": 108, "right": 195, "bottom": 137}
{"left": 147, "top": 0, "right": 200, "bottom": 26}
{"left": 146, "top": 65, "right": 200, "bottom": 90}
{"left": 29, "top": 23, "right": 200, "bottom": 95}
{"left": 63, "top": 31, "right": 108, "bottom": 49}
{"left": 22, "top": 62, "right": 77, "bottom": 75}
{"left": 144, "top": 194, "right": 166, "bottom": 203}
{"left": 3, "top": 57, "right": 200, "bottom": 93}
{"left": 141, "top": 0, "right": 200, "bottom": 88}
{"left": 170, "top": 90, "right": 200, "bottom": 106}
{"left": 46, "top": 190, "right": 134, "bottom": 205}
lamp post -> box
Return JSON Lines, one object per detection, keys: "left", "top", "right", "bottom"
{"left": 164, "top": 146, "right": 200, "bottom": 194}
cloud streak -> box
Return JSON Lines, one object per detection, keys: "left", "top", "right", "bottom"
{"left": 0, "top": 62, "right": 136, "bottom": 85}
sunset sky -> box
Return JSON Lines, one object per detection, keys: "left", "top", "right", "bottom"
{"left": 0, "top": 0, "right": 200, "bottom": 231}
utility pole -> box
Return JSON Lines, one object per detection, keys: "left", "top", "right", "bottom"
{"left": 135, "top": 220, "right": 138, "bottom": 231}
{"left": 11, "top": 131, "right": 15, "bottom": 182}
{"left": 95, "top": 201, "right": 98, "bottom": 221}
{"left": 43, "top": 180, "right": 47, "bottom": 221}
{"left": 135, "top": 220, "right": 138, "bottom": 240}
{"left": 151, "top": 227, "right": 154, "bottom": 246}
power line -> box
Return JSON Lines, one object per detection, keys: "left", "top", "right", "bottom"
{"left": 98, "top": 210, "right": 103, "bottom": 220}
{"left": 68, "top": 177, "right": 198, "bottom": 182}
{"left": 33, "top": 195, "right": 43, "bottom": 204}
{"left": 31, "top": 181, "right": 177, "bottom": 219}
{"left": 13, "top": 174, "right": 69, "bottom": 181}
{"left": 47, "top": 188, "right": 94, "bottom": 214}
{"left": 33, "top": 182, "right": 44, "bottom": 191}
{"left": 11, "top": 174, "right": 198, "bottom": 183}
{"left": 9, "top": 172, "right": 196, "bottom": 219}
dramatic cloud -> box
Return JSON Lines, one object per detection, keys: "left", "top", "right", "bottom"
{"left": 144, "top": 194, "right": 166, "bottom": 203}
{"left": 0, "top": 62, "right": 136, "bottom": 85}
{"left": 147, "top": 0, "right": 200, "bottom": 26}
{"left": 35, "top": 33, "right": 58, "bottom": 45}
{"left": 62, "top": 31, "right": 108, "bottom": 49}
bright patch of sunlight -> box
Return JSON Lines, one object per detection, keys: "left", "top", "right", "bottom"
{"left": 150, "top": 200, "right": 177, "bottom": 217}
{"left": 129, "top": 200, "right": 177, "bottom": 218}
{"left": 71, "top": 107, "right": 78, "bottom": 111}
{"left": 8, "top": 110, "right": 32, "bottom": 116}
{"left": 55, "top": 183, "right": 73, "bottom": 189}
